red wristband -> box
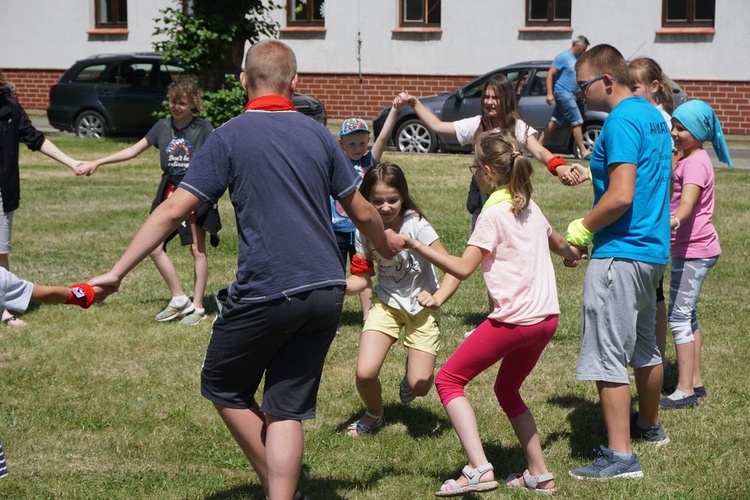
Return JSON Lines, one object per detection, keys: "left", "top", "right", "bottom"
{"left": 67, "top": 283, "right": 95, "bottom": 309}
{"left": 350, "top": 254, "right": 374, "bottom": 275}
{"left": 546, "top": 156, "right": 567, "bottom": 176}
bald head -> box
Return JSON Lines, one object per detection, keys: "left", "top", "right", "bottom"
{"left": 243, "top": 40, "right": 297, "bottom": 98}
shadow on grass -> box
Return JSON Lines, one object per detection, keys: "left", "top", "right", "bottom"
{"left": 203, "top": 463, "right": 397, "bottom": 500}
{"left": 338, "top": 309, "right": 364, "bottom": 328}
{"left": 337, "top": 402, "right": 452, "bottom": 438}
{"left": 547, "top": 393, "right": 605, "bottom": 459}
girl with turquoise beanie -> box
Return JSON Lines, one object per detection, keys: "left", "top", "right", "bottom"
{"left": 660, "top": 99, "right": 732, "bottom": 410}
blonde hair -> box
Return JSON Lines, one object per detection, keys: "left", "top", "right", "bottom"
{"left": 168, "top": 79, "right": 202, "bottom": 113}
{"left": 474, "top": 130, "right": 534, "bottom": 216}
{"left": 628, "top": 57, "right": 674, "bottom": 115}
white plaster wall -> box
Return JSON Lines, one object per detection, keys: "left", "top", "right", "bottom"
{"left": 267, "top": 0, "right": 750, "bottom": 81}
{"left": 1, "top": 0, "right": 748, "bottom": 81}
{"left": 1, "top": 0, "right": 172, "bottom": 69}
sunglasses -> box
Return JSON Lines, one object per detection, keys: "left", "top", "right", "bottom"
{"left": 577, "top": 74, "right": 615, "bottom": 97}
{"left": 468, "top": 163, "right": 480, "bottom": 175}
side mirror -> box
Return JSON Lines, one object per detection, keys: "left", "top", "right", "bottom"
{"left": 456, "top": 88, "right": 464, "bottom": 100}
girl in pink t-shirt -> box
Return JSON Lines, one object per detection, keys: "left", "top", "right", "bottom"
{"left": 402, "top": 130, "right": 582, "bottom": 496}
{"left": 660, "top": 100, "right": 732, "bottom": 410}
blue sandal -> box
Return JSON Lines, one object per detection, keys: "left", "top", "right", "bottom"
{"left": 346, "top": 411, "right": 384, "bottom": 436}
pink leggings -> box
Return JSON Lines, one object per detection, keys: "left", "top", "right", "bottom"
{"left": 435, "top": 315, "right": 557, "bottom": 418}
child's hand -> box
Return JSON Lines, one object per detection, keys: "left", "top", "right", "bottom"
{"left": 384, "top": 229, "right": 407, "bottom": 254}
{"left": 75, "top": 161, "right": 100, "bottom": 176}
{"left": 398, "top": 91, "right": 417, "bottom": 107}
{"left": 562, "top": 244, "right": 588, "bottom": 267}
{"left": 415, "top": 291, "right": 440, "bottom": 309}
{"left": 87, "top": 272, "right": 122, "bottom": 302}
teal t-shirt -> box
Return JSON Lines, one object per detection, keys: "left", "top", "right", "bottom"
{"left": 588, "top": 97, "right": 672, "bottom": 265}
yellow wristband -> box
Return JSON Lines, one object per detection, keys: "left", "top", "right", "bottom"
{"left": 566, "top": 218, "right": 594, "bottom": 247}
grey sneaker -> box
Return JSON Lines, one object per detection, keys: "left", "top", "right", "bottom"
{"left": 569, "top": 445, "right": 643, "bottom": 480}
{"left": 399, "top": 376, "right": 415, "bottom": 404}
{"left": 154, "top": 298, "right": 194, "bottom": 322}
{"left": 179, "top": 309, "right": 207, "bottom": 326}
{"left": 630, "top": 413, "right": 670, "bottom": 446}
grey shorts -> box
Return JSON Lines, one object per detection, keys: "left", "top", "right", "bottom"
{"left": 0, "top": 210, "right": 13, "bottom": 254}
{"left": 576, "top": 258, "right": 666, "bottom": 384}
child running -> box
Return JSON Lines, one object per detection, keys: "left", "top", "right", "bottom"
{"left": 76, "top": 79, "right": 218, "bottom": 325}
{"left": 400, "top": 131, "right": 583, "bottom": 496}
{"left": 346, "top": 162, "right": 459, "bottom": 437}
{"left": 660, "top": 100, "right": 732, "bottom": 409}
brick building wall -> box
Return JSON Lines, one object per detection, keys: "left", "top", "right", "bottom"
{"left": 6, "top": 68, "right": 749, "bottom": 136}
{"left": 677, "top": 80, "right": 750, "bottom": 136}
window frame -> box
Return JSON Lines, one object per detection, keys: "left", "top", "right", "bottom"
{"left": 286, "top": 0, "right": 325, "bottom": 27}
{"left": 94, "top": 0, "right": 128, "bottom": 29}
{"left": 399, "top": 0, "right": 441, "bottom": 28}
{"left": 525, "top": 0, "right": 571, "bottom": 27}
{"left": 661, "top": 0, "right": 715, "bottom": 28}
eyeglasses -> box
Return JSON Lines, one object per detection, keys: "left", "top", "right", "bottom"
{"left": 468, "top": 163, "right": 480, "bottom": 175}
{"left": 577, "top": 74, "right": 613, "bottom": 97}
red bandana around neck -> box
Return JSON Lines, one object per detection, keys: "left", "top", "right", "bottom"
{"left": 244, "top": 95, "right": 296, "bottom": 112}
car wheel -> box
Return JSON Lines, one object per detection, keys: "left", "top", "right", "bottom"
{"left": 575, "top": 122, "right": 602, "bottom": 158}
{"left": 75, "top": 111, "right": 107, "bottom": 138}
{"left": 396, "top": 119, "right": 438, "bottom": 154}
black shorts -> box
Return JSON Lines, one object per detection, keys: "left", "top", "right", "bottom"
{"left": 201, "top": 285, "right": 345, "bottom": 420}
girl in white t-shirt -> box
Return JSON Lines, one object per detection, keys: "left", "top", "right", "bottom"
{"left": 401, "top": 131, "right": 583, "bottom": 496}
{"left": 398, "top": 75, "right": 584, "bottom": 227}
{"left": 345, "top": 163, "right": 460, "bottom": 437}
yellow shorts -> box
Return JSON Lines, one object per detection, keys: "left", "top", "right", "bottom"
{"left": 363, "top": 296, "right": 441, "bottom": 355}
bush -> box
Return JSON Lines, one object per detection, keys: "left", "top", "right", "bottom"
{"left": 201, "top": 74, "right": 247, "bottom": 127}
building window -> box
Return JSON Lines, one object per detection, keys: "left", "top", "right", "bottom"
{"left": 526, "top": 0, "right": 571, "bottom": 27}
{"left": 287, "top": 0, "right": 325, "bottom": 26}
{"left": 95, "top": 0, "right": 127, "bottom": 28}
{"left": 400, "top": 0, "right": 441, "bottom": 27}
{"left": 662, "top": 0, "right": 714, "bottom": 27}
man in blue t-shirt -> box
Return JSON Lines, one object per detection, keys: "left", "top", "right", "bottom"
{"left": 564, "top": 45, "right": 672, "bottom": 481}
{"left": 89, "top": 40, "right": 401, "bottom": 500}
{"left": 540, "top": 35, "right": 591, "bottom": 158}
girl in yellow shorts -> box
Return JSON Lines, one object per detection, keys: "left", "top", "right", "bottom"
{"left": 345, "top": 163, "right": 459, "bottom": 436}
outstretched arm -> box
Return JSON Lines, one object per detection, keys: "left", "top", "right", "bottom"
{"left": 370, "top": 98, "right": 404, "bottom": 162}
{"left": 88, "top": 188, "right": 202, "bottom": 298}
{"left": 403, "top": 236, "right": 483, "bottom": 281}
{"left": 415, "top": 239, "right": 462, "bottom": 309}
{"left": 39, "top": 138, "right": 79, "bottom": 172}
{"left": 76, "top": 138, "right": 150, "bottom": 176}
{"left": 398, "top": 92, "right": 457, "bottom": 137}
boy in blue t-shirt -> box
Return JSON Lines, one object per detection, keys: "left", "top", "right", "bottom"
{"left": 334, "top": 103, "right": 400, "bottom": 321}
{"left": 564, "top": 44, "right": 672, "bottom": 481}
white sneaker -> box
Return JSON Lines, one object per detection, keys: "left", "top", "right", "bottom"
{"left": 179, "top": 308, "right": 207, "bottom": 326}
{"left": 154, "top": 297, "right": 194, "bottom": 322}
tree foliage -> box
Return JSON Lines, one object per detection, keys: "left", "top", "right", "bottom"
{"left": 153, "top": 0, "right": 280, "bottom": 125}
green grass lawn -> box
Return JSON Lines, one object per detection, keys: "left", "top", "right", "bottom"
{"left": 1, "top": 136, "right": 749, "bottom": 499}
